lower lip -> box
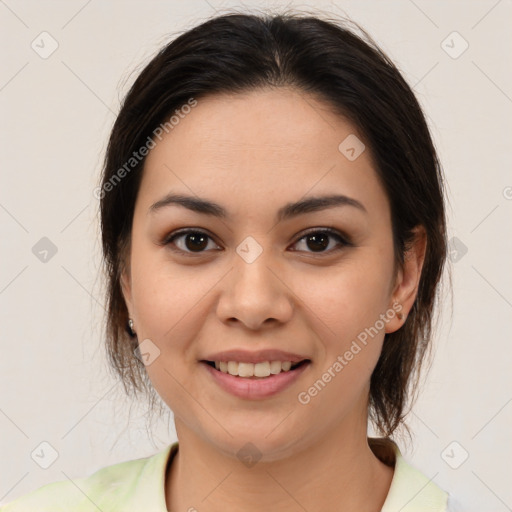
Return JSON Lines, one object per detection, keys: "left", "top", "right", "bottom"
{"left": 201, "top": 361, "right": 310, "bottom": 400}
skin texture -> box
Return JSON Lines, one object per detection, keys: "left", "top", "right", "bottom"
{"left": 121, "top": 87, "right": 427, "bottom": 511}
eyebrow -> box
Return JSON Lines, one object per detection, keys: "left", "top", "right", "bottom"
{"left": 148, "top": 192, "right": 367, "bottom": 222}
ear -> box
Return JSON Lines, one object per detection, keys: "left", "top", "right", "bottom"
{"left": 385, "top": 225, "right": 427, "bottom": 333}
{"left": 120, "top": 265, "right": 133, "bottom": 318}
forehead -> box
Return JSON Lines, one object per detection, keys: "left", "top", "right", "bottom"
{"left": 137, "top": 87, "right": 388, "bottom": 222}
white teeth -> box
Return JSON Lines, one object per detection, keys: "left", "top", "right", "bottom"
{"left": 254, "top": 362, "right": 270, "bottom": 377}
{"left": 270, "top": 361, "right": 282, "bottom": 374}
{"left": 213, "top": 360, "right": 299, "bottom": 377}
{"left": 238, "top": 362, "right": 255, "bottom": 377}
{"left": 281, "top": 361, "right": 292, "bottom": 372}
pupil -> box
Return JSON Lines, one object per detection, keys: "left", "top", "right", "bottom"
{"left": 307, "top": 233, "right": 328, "bottom": 252}
{"left": 186, "top": 233, "right": 208, "bottom": 251}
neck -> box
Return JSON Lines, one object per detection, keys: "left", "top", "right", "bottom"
{"left": 165, "top": 419, "right": 394, "bottom": 512}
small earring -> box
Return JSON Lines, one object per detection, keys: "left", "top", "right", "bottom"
{"left": 127, "top": 318, "right": 136, "bottom": 336}
{"left": 397, "top": 312, "right": 404, "bottom": 320}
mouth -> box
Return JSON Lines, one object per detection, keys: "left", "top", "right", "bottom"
{"left": 200, "top": 359, "right": 311, "bottom": 378}
{"left": 200, "top": 358, "right": 312, "bottom": 400}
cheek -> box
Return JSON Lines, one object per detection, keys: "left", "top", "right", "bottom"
{"left": 131, "top": 276, "right": 201, "bottom": 351}
{"left": 293, "top": 256, "right": 391, "bottom": 403}
{"left": 130, "top": 240, "right": 194, "bottom": 326}
{"left": 296, "top": 257, "right": 392, "bottom": 339}
{"left": 129, "top": 257, "right": 205, "bottom": 413}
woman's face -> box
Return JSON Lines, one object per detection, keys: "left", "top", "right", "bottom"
{"left": 121, "top": 88, "right": 420, "bottom": 460}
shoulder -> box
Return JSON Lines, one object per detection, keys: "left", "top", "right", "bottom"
{"left": 369, "top": 437, "right": 450, "bottom": 512}
{"left": 0, "top": 443, "right": 176, "bottom": 512}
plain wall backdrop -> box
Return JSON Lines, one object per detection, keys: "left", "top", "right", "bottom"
{"left": 1, "top": 1, "right": 511, "bottom": 510}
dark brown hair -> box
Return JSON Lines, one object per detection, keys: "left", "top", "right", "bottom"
{"left": 98, "top": 9, "right": 451, "bottom": 441}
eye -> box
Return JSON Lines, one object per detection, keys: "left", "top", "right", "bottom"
{"left": 163, "top": 229, "right": 220, "bottom": 255}
{"left": 162, "top": 227, "right": 352, "bottom": 256}
{"left": 290, "top": 228, "right": 351, "bottom": 254}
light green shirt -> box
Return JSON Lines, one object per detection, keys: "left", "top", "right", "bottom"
{"left": 1, "top": 438, "right": 450, "bottom": 511}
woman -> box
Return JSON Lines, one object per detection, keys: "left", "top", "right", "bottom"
{"left": 2, "top": 10, "right": 455, "bottom": 512}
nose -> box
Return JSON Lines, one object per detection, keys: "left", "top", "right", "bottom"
{"left": 215, "top": 245, "right": 294, "bottom": 330}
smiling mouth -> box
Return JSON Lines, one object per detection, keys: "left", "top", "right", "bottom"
{"left": 201, "top": 359, "right": 311, "bottom": 379}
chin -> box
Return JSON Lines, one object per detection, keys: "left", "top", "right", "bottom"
{"left": 200, "top": 423, "right": 308, "bottom": 464}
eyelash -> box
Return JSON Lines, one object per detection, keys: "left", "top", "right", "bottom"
{"left": 162, "top": 227, "right": 352, "bottom": 257}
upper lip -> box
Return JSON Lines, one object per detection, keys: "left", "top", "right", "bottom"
{"left": 201, "top": 349, "right": 310, "bottom": 364}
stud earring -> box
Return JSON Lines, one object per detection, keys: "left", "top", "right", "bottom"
{"left": 393, "top": 301, "right": 405, "bottom": 321}
{"left": 127, "top": 318, "right": 136, "bottom": 337}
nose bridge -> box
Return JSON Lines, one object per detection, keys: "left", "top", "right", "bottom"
{"left": 233, "top": 234, "right": 278, "bottom": 300}
{"left": 216, "top": 234, "right": 293, "bottom": 328}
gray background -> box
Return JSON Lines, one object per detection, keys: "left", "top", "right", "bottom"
{"left": 1, "top": 1, "right": 511, "bottom": 510}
